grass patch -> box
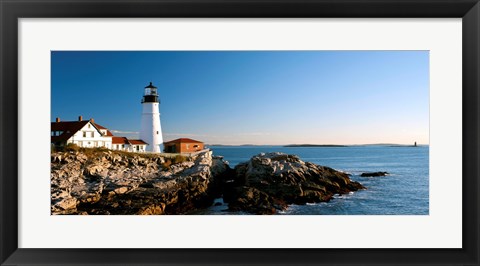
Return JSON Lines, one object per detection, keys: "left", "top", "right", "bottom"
{"left": 52, "top": 145, "right": 181, "bottom": 165}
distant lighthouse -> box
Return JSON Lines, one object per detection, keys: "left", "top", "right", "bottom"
{"left": 140, "top": 82, "right": 163, "bottom": 153}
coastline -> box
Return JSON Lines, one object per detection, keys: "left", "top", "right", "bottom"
{"left": 207, "top": 144, "right": 429, "bottom": 215}
{"left": 51, "top": 148, "right": 366, "bottom": 215}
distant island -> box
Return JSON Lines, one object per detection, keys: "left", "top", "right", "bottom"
{"left": 285, "top": 143, "right": 425, "bottom": 148}
{"left": 284, "top": 144, "right": 348, "bottom": 147}
{"left": 206, "top": 144, "right": 276, "bottom": 147}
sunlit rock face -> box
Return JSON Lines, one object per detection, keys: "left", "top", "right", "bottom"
{"left": 225, "top": 152, "right": 365, "bottom": 214}
{"left": 51, "top": 150, "right": 230, "bottom": 215}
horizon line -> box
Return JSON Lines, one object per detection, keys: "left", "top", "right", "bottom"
{"left": 205, "top": 143, "right": 429, "bottom": 146}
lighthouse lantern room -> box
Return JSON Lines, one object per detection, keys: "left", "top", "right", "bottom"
{"left": 140, "top": 82, "right": 163, "bottom": 153}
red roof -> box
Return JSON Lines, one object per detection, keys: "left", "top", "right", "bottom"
{"left": 112, "top": 137, "right": 129, "bottom": 145}
{"left": 93, "top": 123, "right": 114, "bottom": 136}
{"left": 164, "top": 138, "right": 203, "bottom": 144}
{"left": 129, "top": 139, "right": 147, "bottom": 145}
{"left": 112, "top": 137, "right": 147, "bottom": 145}
{"left": 51, "top": 121, "right": 89, "bottom": 142}
{"left": 93, "top": 123, "right": 106, "bottom": 129}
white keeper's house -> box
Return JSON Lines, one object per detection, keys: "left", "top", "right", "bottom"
{"left": 51, "top": 116, "right": 148, "bottom": 152}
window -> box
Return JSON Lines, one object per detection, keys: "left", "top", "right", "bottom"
{"left": 83, "top": 132, "right": 86, "bottom": 138}
{"left": 51, "top": 131, "right": 55, "bottom": 136}
{"left": 186, "top": 144, "right": 190, "bottom": 149}
{"left": 91, "top": 132, "right": 94, "bottom": 137}
{"left": 88, "top": 124, "right": 91, "bottom": 128}
{"left": 156, "top": 131, "right": 159, "bottom": 135}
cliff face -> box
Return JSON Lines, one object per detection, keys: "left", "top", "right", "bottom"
{"left": 51, "top": 150, "right": 230, "bottom": 215}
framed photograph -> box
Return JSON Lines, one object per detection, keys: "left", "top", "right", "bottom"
{"left": 1, "top": 0, "right": 479, "bottom": 265}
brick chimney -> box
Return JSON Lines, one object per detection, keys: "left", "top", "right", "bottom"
{"left": 90, "top": 118, "right": 94, "bottom": 123}
{"left": 55, "top": 117, "right": 60, "bottom": 122}
{"left": 78, "top": 115, "right": 83, "bottom": 121}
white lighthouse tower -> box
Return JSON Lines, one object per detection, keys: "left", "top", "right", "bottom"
{"left": 140, "top": 82, "right": 163, "bottom": 153}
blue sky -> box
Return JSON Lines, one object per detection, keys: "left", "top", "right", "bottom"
{"left": 51, "top": 51, "right": 429, "bottom": 145}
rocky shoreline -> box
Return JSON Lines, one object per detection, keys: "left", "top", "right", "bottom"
{"left": 51, "top": 150, "right": 229, "bottom": 215}
{"left": 51, "top": 150, "right": 365, "bottom": 215}
{"left": 223, "top": 153, "right": 365, "bottom": 214}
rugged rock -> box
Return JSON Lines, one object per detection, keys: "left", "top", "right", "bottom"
{"left": 360, "top": 171, "right": 389, "bottom": 177}
{"left": 225, "top": 152, "right": 365, "bottom": 214}
{"left": 51, "top": 150, "right": 230, "bottom": 215}
{"left": 52, "top": 150, "right": 367, "bottom": 215}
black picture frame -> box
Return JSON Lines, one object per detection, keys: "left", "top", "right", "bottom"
{"left": 1, "top": 0, "right": 479, "bottom": 265}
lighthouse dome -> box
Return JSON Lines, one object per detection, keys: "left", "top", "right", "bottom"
{"left": 145, "top": 82, "right": 157, "bottom": 89}
{"left": 142, "top": 82, "right": 159, "bottom": 103}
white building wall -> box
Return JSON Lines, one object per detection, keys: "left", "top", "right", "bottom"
{"left": 111, "top": 143, "right": 147, "bottom": 152}
{"left": 67, "top": 122, "right": 112, "bottom": 148}
{"left": 130, "top": 144, "right": 147, "bottom": 152}
{"left": 112, "top": 143, "right": 127, "bottom": 151}
{"left": 140, "top": 102, "right": 163, "bottom": 153}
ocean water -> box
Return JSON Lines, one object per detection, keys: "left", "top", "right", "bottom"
{"left": 198, "top": 145, "right": 429, "bottom": 215}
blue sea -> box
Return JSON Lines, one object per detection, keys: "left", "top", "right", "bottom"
{"left": 198, "top": 145, "right": 429, "bottom": 215}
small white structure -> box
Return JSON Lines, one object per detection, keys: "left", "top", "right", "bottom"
{"left": 111, "top": 137, "right": 148, "bottom": 152}
{"left": 51, "top": 116, "right": 113, "bottom": 149}
{"left": 140, "top": 82, "right": 163, "bottom": 153}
